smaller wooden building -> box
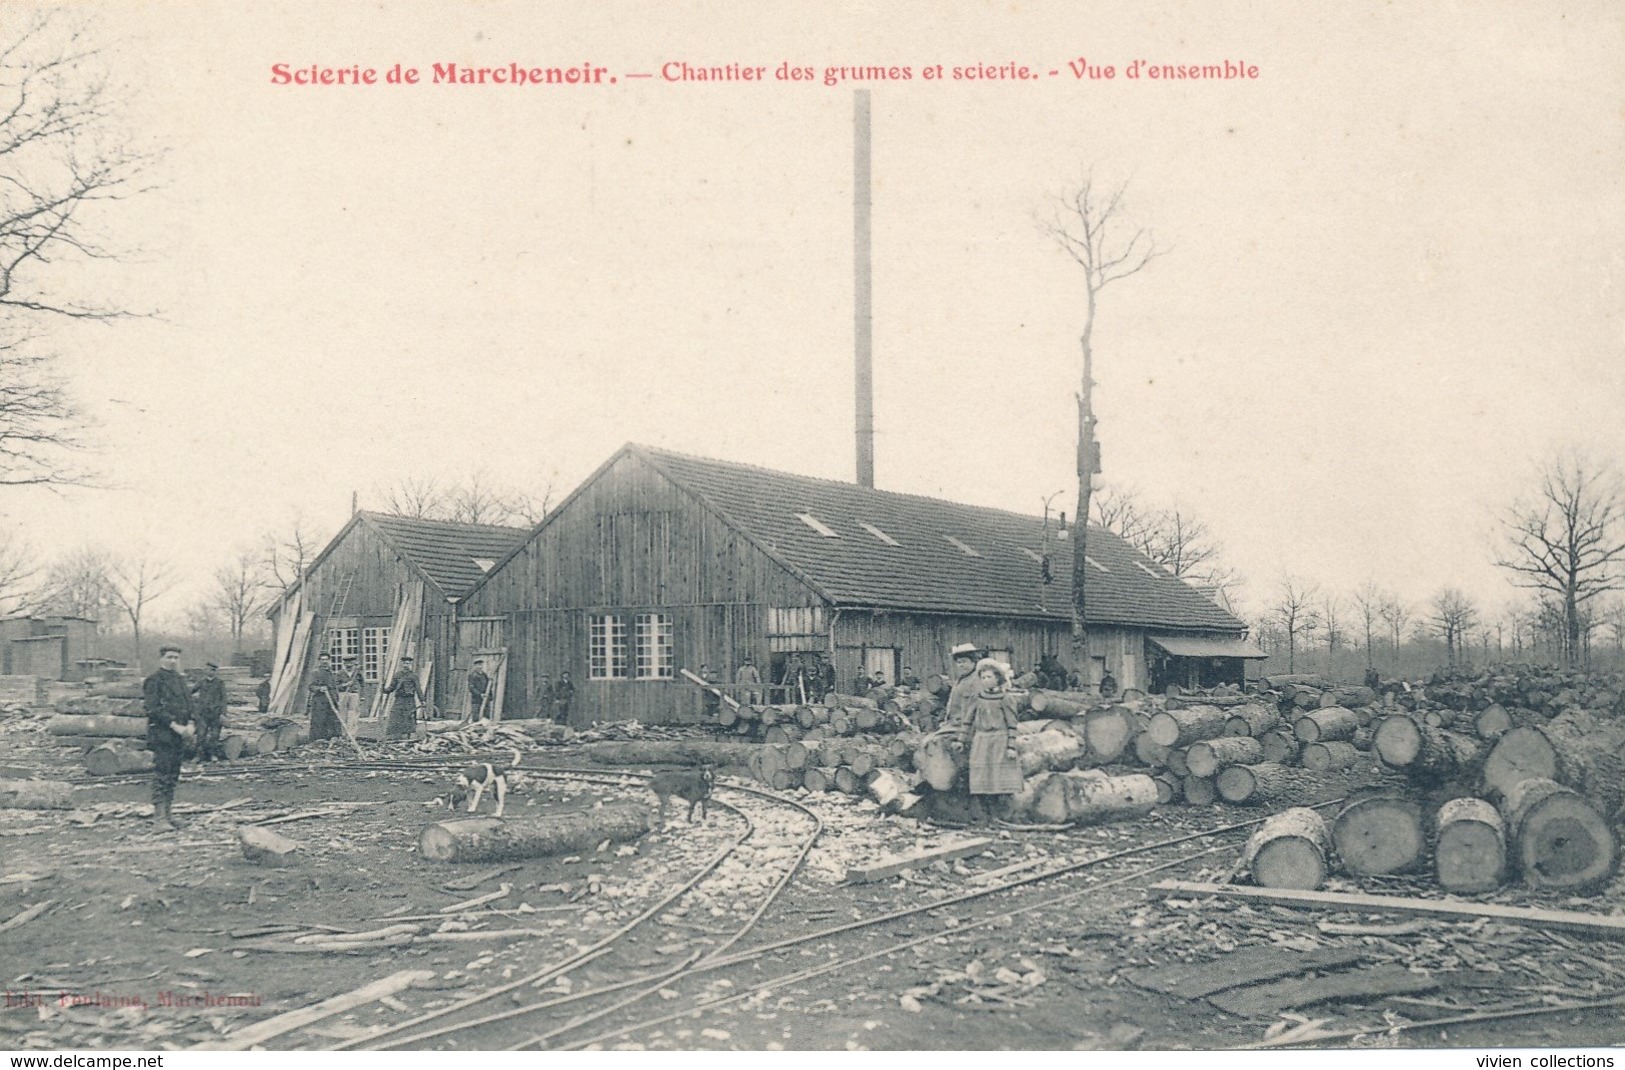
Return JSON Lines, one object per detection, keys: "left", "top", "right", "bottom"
{"left": 0, "top": 614, "right": 99, "bottom": 682}
{"left": 267, "top": 512, "right": 528, "bottom": 713}
{"left": 459, "top": 445, "right": 1264, "bottom": 724}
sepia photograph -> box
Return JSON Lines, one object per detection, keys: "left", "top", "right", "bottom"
{"left": 0, "top": 0, "right": 1622, "bottom": 1056}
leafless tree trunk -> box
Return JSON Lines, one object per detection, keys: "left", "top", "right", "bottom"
{"left": 0, "top": 12, "right": 160, "bottom": 487}
{"left": 1042, "top": 174, "right": 1163, "bottom": 687}
{"left": 1351, "top": 581, "right": 1382, "bottom": 670}
{"left": 377, "top": 475, "right": 448, "bottom": 519}
{"left": 107, "top": 552, "right": 175, "bottom": 670}
{"left": 1379, "top": 593, "right": 1411, "bottom": 673}
{"left": 1495, "top": 449, "right": 1625, "bottom": 665}
{"left": 0, "top": 527, "right": 38, "bottom": 614}
{"left": 1321, "top": 594, "right": 1345, "bottom": 656}
{"left": 1428, "top": 587, "right": 1478, "bottom": 668}
{"left": 212, "top": 549, "right": 268, "bottom": 649}
{"left": 40, "top": 546, "right": 114, "bottom": 625}
{"left": 261, "top": 515, "right": 326, "bottom": 594}
{"left": 1268, "top": 575, "right": 1321, "bottom": 673}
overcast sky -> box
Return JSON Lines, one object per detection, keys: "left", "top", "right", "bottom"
{"left": 5, "top": 0, "right": 1622, "bottom": 629}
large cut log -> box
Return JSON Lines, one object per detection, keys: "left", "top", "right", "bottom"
{"left": 1083, "top": 706, "right": 1140, "bottom": 763}
{"left": 1012, "top": 728, "right": 1085, "bottom": 776}
{"left": 85, "top": 744, "right": 155, "bottom": 776}
{"left": 1435, "top": 797, "right": 1506, "bottom": 893}
{"left": 1224, "top": 704, "right": 1282, "bottom": 738}
{"left": 1372, "top": 715, "right": 1483, "bottom": 784}
{"left": 1263, "top": 673, "right": 1330, "bottom": 691}
{"left": 1029, "top": 690, "right": 1091, "bottom": 717}
{"left": 1301, "top": 740, "right": 1361, "bottom": 773}
{"left": 1031, "top": 771, "right": 1157, "bottom": 826}
{"left": 1183, "top": 775, "right": 1218, "bottom": 805}
{"left": 1293, "top": 707, "right": 1360, "bottom": 743}
{"left": 1184, "top": 737, "right": 1264, "bottom": 778}
{"left": 1241, "top": 807, "right": 1331, "bottom": 889}
{"left": 1482, "top": 710, "right": 1625, "bottom": 816}
{"left": 1151, "top": 772, "right": 1182, "bottom": 804}
{"left": 913, "top": 736, "right": 963, "bottom": 791}
{"left": 1473, "top": 704, "right": 1514, "bottom": 741}
{"left": 418, "top": 803, "right": 651, "bottom": 863}
{"left": 1134, "top": 732, "right": 1171, "bottom": 768}
{"left": 47, "top": 715, "right": 147, "bottom": 738}
{"left": 1260, "top": 729, "right": 1300, "bottom": 765}
{"left": 998, "top": 772, "right": 1050, "bottom": 822}
{"left": 1145, "top": 705, "right": 1229, "bottom": 748}
{"left": 1165, "top": 747, "right": 1190, "bottom": 778}
{"left": 1322, "top": 685, "right": 1378, "bottom": 709}
{"left": 0, "top": 779, "right": 73, "bottom": 809}
{"left": 1499, "top": 777, "right": 1617, "bottom": 892}
{"left": 1216, "top": 762, "right": 1320, "bottom": 805}
{"left": 802, "top": 767, "right": 835, "bottom": 792}
{"left": 1331, "top": 794, "right": 1424, "bottom": 876}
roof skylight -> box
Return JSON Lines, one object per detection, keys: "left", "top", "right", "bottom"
{"left": 858, "top": 521, "right": 900, "bottom": 546}
{"left": 796, "top": 513, "right": 841, "bottom": 538}
{"left": 944, "top": 535, "right": 981, "bottom": 557}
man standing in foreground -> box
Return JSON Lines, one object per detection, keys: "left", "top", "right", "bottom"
{"left": 145, "top": 646, "right": 194, "bottom": 828}
{"left": 382, "top": 654, "right": 422, "bottom": 739}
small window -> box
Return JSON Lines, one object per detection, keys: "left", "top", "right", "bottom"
{"left": 943, "top": 535, "right": 981, "bottom": 557}
{"left": 588, "top": 614, "right": 629, "bottom": 679}
{"left": 1086, "top": 555, "right": 1109, "bottom": 572}
{"left": 1134, "top": 560, "right": 1165, "bottom": 578}
{"left": 795, "top": 513, "right": 841, "bottom": 538}
{"left": 471, "top": 557, "right": 496, "bottom": 573}
{"left": 858, "top": 521, "right": 899, "bottom": 546}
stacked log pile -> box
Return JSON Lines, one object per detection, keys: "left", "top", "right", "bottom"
{"left": 44, "top": 694, "right": 312, "bottom": 773}
{"left": 715, "top": 685, "right": 941, "bottom": 742}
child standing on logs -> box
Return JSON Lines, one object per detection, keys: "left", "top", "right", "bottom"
{"left": 947, "top": 658, "right": 1022, "bottom": 823}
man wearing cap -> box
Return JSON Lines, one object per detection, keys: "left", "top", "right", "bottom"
{"left": 190, "top": 661, "right": 228, "bottom": 761}
{"left": 338, "top": 655, "right": 364, "bottom": 734}
{"left": 467, "top": 658, "right": 491, "bottom": 721}
{"left": 944, "top": 642, "right": 986, "bottom": 729}
{"left": 144, "top": 645, "right": 194, "bottom": 828}
{"left": 382, "top": 655, "right": 423, "bottom": 739}
{"left": 308, "top": 652, "right": 342, "bottom": 741}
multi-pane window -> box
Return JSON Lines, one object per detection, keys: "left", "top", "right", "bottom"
{"left": 328, "top": 627, "right": 360, "bottom": 667}
{"left": 588, "top": 614, "right": 629, "bottom": 679}
{"left": 361, "top": 626, "right": 390, "bottom": 683}
{"left": 634, "top": 613, "right": 674, "bottom": 679}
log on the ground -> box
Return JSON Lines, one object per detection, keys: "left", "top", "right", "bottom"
{"left": 1293, "top": 707, "right": 1360, "bottom": 743}
{"left": 239, "top": 825, "right": 302, "bottom": 867}
{"left": 579, "top": 740, "right": 763, "bottom": 769}
{"left": 1029, "top": 690, "right": 1092, "bottom": 717}
{"left": 866, "top": 769, "right": 922, "bottom": 812}
{"left": 1134, "top": 732, "right": 1171, "bottom": 768}
{"left": 997, "top": 773, "right": 1051, "bottom": 822}
{"left": 913, "top": 736, "right": 963, "bottom": 792}
{"left": 1302, "top": 740, "right": 1361, "bottom": 773}
{"left": 1012, "top": 728, "right": 1085, "bottom": 776}
{"left": 1499, "top": 777, "right": 1617, "bottom": 892}
{"left": 418, "top": 803, "right": 651, "bottom": 863}
{"left": 1216, "top": 763, "right": 1320, "bottom": 805}
{"left": 53, "top": 696, "right": 142, "bottom": 716}
{"left": 85, "top": 744, "right": 155, "bottom": 776}
{"left": 1165, "top": 747, "right": 1190, "bottom": 777}
{"left": 47, "top": 714, "right": 147, "bottom": 738}
{"left": 1031, "top": 771, "right": 1157, "bottom": 826}
{"left": 1330, "top": 794, "right": 1424, "bottom": 876}
{"left": 222, "top": 734, "right": 251, "bottom": 760}
{"left": 1241, "top": 807, "right": 1331, "bottom": 890}
{"left": 1183, "top": 775, "right": 1218, "bottom": 805}
{"left": 1152, "top": 772, "right": 1182, "bottom": 804}
{"left": 1474, "top": 704, "right": 1514, "bottom": 741}
{"left": 0, "top": 779, "right": 73, "bottom": 810}
{"left": 1436, "top": 796, "right": 1506, "bottom": 893}
{"left": 1146, "top": 705, "right": 1230, "bottom": 748}
{"left": 1185, "top": 737, "right": 1264, "bottom": 778}
{"left": 803, "top": 767, "right": 835, "bottom": 792}
{"left": 1260, "top": 729, "right": 1299, "bottom": 765}
{"left": 1373, "top": 715, "right": 1483, "bottom": 785}
{"left": 1482, "top": 711, "right": 1625, "bottom": 816}
{"left": 1224, "top": 704, "right": 1282, "bottom": 738}
{"left": 1083, "top": 706, "right": 1141, "bottom": 763}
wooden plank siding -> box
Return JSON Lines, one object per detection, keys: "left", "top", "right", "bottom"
{"left": 459, "top": 452, "right": 824, "bottom": 724}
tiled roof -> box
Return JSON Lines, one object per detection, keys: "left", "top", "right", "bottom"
{"left": 363, "top": 513, "right": 530, "bottom": 600}
{"left": 633, "top": 445, "right": 1245, "bottom": 633}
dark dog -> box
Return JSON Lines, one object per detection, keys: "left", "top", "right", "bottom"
{"left": 450, "top": 748, "right": 522, "bottom": 817}
{"left": 649, "top": 766, "right": 714, "bottom": 826}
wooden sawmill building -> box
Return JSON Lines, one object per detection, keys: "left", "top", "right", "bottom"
{"left": 267, "top": 512, "right": 528, "bottom": 714}
{"left": 457, "top": 444, "right": 1263, "bottom": 724}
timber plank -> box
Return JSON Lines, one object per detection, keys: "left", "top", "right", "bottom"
{"left": 1152, "top": 879, "right": 1625, "bottom": 939}
{"left": 1123, "top": 946, "right": 1366, "bottom": 999}
{"left": 1208, "top": 964, "right": 1438, "bottom": 1018}
{"left": 204, "top": 968, "right": 432, "bottom": 1050}
{"left": 844, "top": 838, "right": 993, "bottom": 884}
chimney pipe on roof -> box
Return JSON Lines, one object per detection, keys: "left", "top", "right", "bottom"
{"left": 854, "top": 89, "right": 875, "bottom": 489}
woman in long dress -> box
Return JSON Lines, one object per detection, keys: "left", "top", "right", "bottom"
{"left": 947, "top": 658, "right": 1022, "bottom": 822}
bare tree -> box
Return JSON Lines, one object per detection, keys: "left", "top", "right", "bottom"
{"left": 1495, "top": 449, "right": 1625, "bottom": 665}
{"left": 1351, "top": 581, "right": 1383, "bottom": 670}
{"left": 1042, "top": 173, "right": 1164, "bottom": 684}
{"left": 106, "top": 551, "right": 175, "bottom": 669}
{"left": 1378, "top": 592, "right": 1412, "bottom": 671}
{"left": 1267, "top": 575, "right": 1321, "bottom": 672}
{"left": 0, "top": 12, "right": 160, "bottom": 487}
{"left": 1429, "top": 587, "right": 1479, "bottom": 668}
{"left": 39, "top": 545, "right": 113, "bottom": 623}
{"left": 499, "top": 480, "right": 554, "bottom": 527}
{"left": 261, "top": 515, "right": 326, "bottom": 594}
{"left": 1321, "top": 593, "right": 1345, "bottom": 656}
{"left": 380, "top": 472, "right": 550, "bottom": 527}
{"left": 0, "top": 527, "right": 37, "bottom": 614}
{"left": 376, "top": 475, "right": 448, "bottom": 520}
{"left": 1091, "top": 483, "right": 1159, "bottom": 554}
{"left": 1091, "top": 484, "right": 1238, "bottom": 596}
{"left": 212, "top": 548, "right": 268, "bottom": 649}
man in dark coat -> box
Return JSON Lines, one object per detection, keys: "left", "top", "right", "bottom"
{"left": 552, "top": 671, "right": 574, "bottom": 725}
{"left": 144, "top": 646, "right": 194, "bottom": 828}
{"left": 307, "top": 653, "right": 342, "bottom": 741}
{"left": 190, "top": 661, "right": 227, "bottom": 761}
{"left": 467, "top": 658, "right": 491, "bottom": 720}
{"left": 255, "top": 676, "right": 271, "bottom": 713}
{"left": 382, "top": 655, "right": 422, "bottom": 739}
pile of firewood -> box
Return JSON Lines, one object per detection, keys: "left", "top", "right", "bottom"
{"left": 716, "top": 685, "right": 942, "bottom": 742}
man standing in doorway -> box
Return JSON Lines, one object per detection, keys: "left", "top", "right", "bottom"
{"left": 144, "top": 646, "right": 194, "bottom": 828}
{"left": 553, "top": 671, "right": 574, "bottom": 724}
{"left": 467, "top": 658, "right": 491, "bottom": 721}
{"left": 735, "top": 658, "right": 762, "bottom": 705}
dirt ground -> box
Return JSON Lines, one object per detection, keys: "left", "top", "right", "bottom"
{"left": 3, "top": 711, "right": 1625, "bottom": 1052}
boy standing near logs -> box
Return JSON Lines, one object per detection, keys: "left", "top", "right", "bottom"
{"left": 144, "top": 645, "right": 194, "bottom": 828}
